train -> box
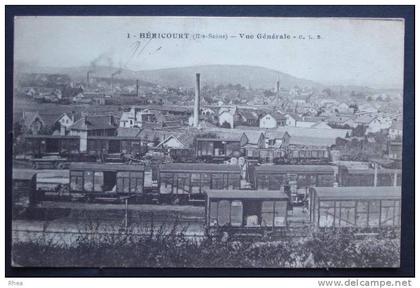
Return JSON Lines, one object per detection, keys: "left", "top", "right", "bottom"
{"left": 21, "top": 134, "right": 333, "bottom": 168}
{"left": 23, "top": 135, "right": 148, "bottom": 168}
{"left": 67, "top": 162, "right": 242, "bottom": 205}
{"left": 15, "top": 159, "right": 401, "bottom": 208}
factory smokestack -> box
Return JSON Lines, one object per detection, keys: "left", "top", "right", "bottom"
{"left": 87, "top": 71, "right": 91, "bottom": 88}
{"left": 193, "top": 73, "right": 201, "bottom": 128}
{"left": 136, "top": 80, "right": 139, "bottom": 97}
{"left": 276, "top": 80, "right": 280, "bottom": 105}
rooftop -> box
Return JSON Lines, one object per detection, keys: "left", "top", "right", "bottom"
{"left": 160, "top": 163, "right": 241, "bottom": 173}
{"left": 70, "top": 162, "right": 144, "bottom": 172}
{"left": 313, "top": 186, "right": 401, "bottom": 200}
{"left": 71, "top": 115, "right": 117, "bottom": 131}
{"left": 206, "top": 189, "right": 289, "bottom": 199}
{"left": 255, "top": 164, "right": 335, "bottom": 174}
{"left": 13, "top": 169, "right": 37, "bottom": 180}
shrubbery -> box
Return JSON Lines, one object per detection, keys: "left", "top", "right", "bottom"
{"left": 12, "top": 226, "right": 400, "bottom": 268}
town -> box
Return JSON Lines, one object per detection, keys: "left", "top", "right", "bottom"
{"left": 12, "top": 66, "right": 403, "bottom": 267}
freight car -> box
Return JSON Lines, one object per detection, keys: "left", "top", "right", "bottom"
{"left": 69, "top": 163, "right": 147, "bottom": 201}
{"left": 206, "top": 189, "right": 289, "bottom": 237}
{"left": 243, "top": 146, "right": 330, "bottom": 165}
{"left": 286, "top": 147, "right": 330, "bottom": 164}
{"left": 195, "top": 137, "right": 242, "bottom": 163}
{"left": 309, "top": 186, "right": 401, "bottom": 229}
{"left": 249, "top": 164, "right": 337, "bottom": 206}
{"left": 245, "top": 147, "right": 287, "bottom": 164}
{"left": 23, "top": 135, "right": 147, "bottom": 168}
{"left": 12, "top": 169, "right": 40, "bottom": 209}
{"left": 67, "top": 162, "right": 242, "bottom": 205}
{"left": 12, "top": 169, "right": 41, "bottom": 218}
{"left": 169, "top": 148, "right": 196, "bottom": 163}
{"left": 338, "top": 165, "right": 401, "bottom": 187}
{"left": 158, "top": 163, "right": 242, "bottom": 204}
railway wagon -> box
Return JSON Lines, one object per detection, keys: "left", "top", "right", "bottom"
{"left": 249, "top": 165, "right": 337, "bottom": 206}
{"left": 24, "top": 135, "right": 82, "bottom": 168}
{"left": 159, "top": 163, "right": 242, "bottom": 204}
{"left": 309, "top": 186, "right": 401, "bottom": 229}
{"left": 245, "top": 147, "right": 286, "bottom": 164}
{"left": 86, "top": 136, "right": 147, "bottom": 162}
{"left": 24, "top": 135, "right": 80, "bottom": 157}
{"left": 69, "top": 163, "right": 145, "bottom": 200}
{"left": 338, "top": 166, "right": 402, "bottom": 187}
{"left": 195, "top": 137, "right": 242, "bottom": 162}
{"left": 206, "top": 189, "right": 289, "bottom": 237}
{"left": 169, "top": 148, "right": 196, "bottom": 163}
{"left": 286, "top": 147, "right": 330, "bottom": 164}
{"left": 12, "top": 169, "right": 39, "bottom": 212}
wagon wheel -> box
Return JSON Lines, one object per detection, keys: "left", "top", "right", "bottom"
{"left": 55, "top": 162, "right": 64, "bottom": 169}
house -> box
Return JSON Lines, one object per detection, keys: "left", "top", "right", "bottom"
{"left": 354, "top": 114, "right": 389, "bottom": 134}
{"left": 117, "top": 127, "right": 141, "bottom": 138}
{"left": 70, "top": 115, "right": 118, "bottom": 151}
{"left": 358, "top": 103, "right": 379, "bottom": 114}
{"left": 310, "top": 121, "right": 332, "bottom": 129}
{"left": 241, "top": 131, "right": 265, "bottom": 149}
{"left": 285, "top": 113, "right": 301, "bottom": 127}
{"left": 388, "top": 120, "right": 403, "bottom": 140}
{"left": 19, "top": 111, "right": 45, "bottom": 135}
{"left": 387, "top": 141, "right": 402, "bottom": 161}
{"left": 296, "top": 116, "right": 330, "bottom": 128}
{"left": 218, "top": 106, "right": 236, "bottom": 128}
{"left": 235, "top": 108, "right": 260, "bottom": 127}
{"left": 156, "top": 133, "right": 195, "bottom": 150}
{"left": 327, "top": 115, "right": 357, "bottom": 128}
{"left": 336, "top": 102, "right": 351, "bottom": 113}
{"left": 119, "top": 107, "right": 157, "bottom": 128}
{"left": 156, "top": 135, "right": 187, "bottom": 149}
{"left": 259, "top": 112, "right": 287, "bottom": 128}
{"left": 55, "top": 113, "right": 74, "bottom": 135}
{"left": 264, "top": 130, "right": 288, "bottom": 147}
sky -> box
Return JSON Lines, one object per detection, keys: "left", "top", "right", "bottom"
{"left": 14, "top": 16, "right": 405, "bottom": 89}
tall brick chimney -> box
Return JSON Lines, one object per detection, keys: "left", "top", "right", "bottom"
{"left": 193, "top": 73, "right": 200, "bottom": 128}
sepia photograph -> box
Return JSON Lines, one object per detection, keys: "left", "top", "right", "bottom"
{"left": 9, "top": 14, "right": 406, "bottom": 269}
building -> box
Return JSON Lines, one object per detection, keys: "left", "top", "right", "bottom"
{"left": 55, "top": 113, "right": 74, "bottom": 135}
{"left": 354, "top": 114, "right": 391, "bottom": 134}
{"left": 241, "top": 131, "right": 266, "bottom": 149}
{"left": 218, "top": 106, "right": 236, "bottom": 128}
{"left": 389, "top": 120, "right": 403, "bottom": 140}
{"left": 284, "top": 113, "right": 301, "bottom": 127}
{"left": 19, "top": 111, "right": 45, "bottom": 135}
{"left": 235, "top": 108, "right": 260, "bottom": 127}
{"left": 387, "top": 141, "right": 402, "bottom": 161}
{"left": 156, "top": 133, "right": 195, "bottom": 150}
{"left": 119, "top": 107, "right": 157, "bottom": 128}
{"left": 259, "top": 112, "right": 287, "bottom": 128}
{"left": 70, "top": 115, "right": 118, "bottom": 152}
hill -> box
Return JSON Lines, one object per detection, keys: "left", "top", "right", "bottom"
{"left": 135, "top": 65, "right": 323, "bottom": 90}
{"left": 15, "top": 63, "right": 323, "bottom": 90}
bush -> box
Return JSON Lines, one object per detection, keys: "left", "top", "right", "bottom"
{"left": 12, "top": 225, "right": 400, "bottom": 268}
